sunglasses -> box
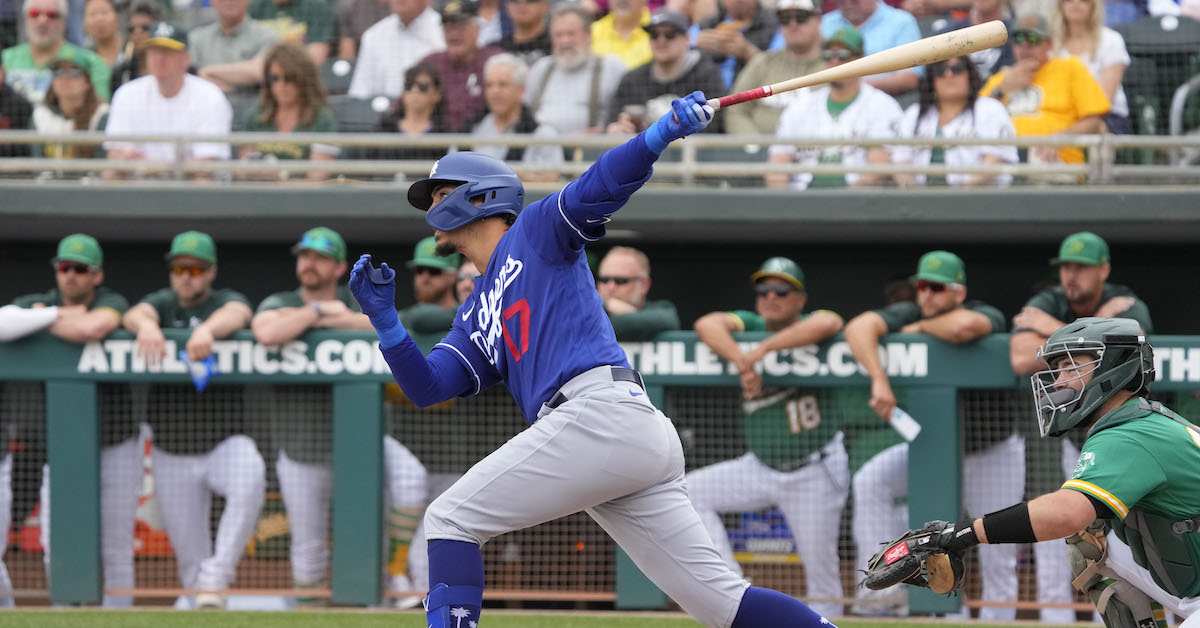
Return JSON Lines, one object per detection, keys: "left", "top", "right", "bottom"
{"left": 597, "top": 275, "right": 639, "bottom": 286}
{"left": 821, "top": 48, "right": 855, "bottom": 62}
{"left": 171, "top": 264, "right": 210, "bottom": 277}
{"left": 755, "top": 284, "right": 795, "bottom": 298}
{"left": 915, "top": 280, "right": 951, "bottom": 293}
{"left": 52, "top": 67, "right": 86, "bottom": 79}
{"left": 266, "top": 72, "right": 294, "bottom": 86}
{"left": 413, "top": 266, "right": 448, "bottom": 277}
{"left": 932, "top": 62, "right": 967, "bottom": 77}
{"left": 54, "top": 261, "right": 94, "bottom": 274}
{"left": 1012, "top": 32, "right": 1046, "bottom": 45}
{"left": 406, "top": 81, "right": 435, "bottom": 92}
{"left": 128, "top": 22, "right": 153, "bottom": 33}
{"left": 648, "top": 29, "right": 682, "bottom": 41}
{"left": 777, "top": 10, "right": 817, "bottom": 25}
{"left": 28, "top": 8, "right": 62, "bottom": 19}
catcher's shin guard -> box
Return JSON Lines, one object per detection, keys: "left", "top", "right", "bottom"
{"left": 1067, "top": 522, "right": 1167, "bottom": 628}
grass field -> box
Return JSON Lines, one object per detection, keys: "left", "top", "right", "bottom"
{"left": 0, "top": 611, "right": 1033, "bottom": 628}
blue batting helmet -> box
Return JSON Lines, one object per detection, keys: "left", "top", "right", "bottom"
{"left": 407, "top": 152, "right": 525, "bottom": 231}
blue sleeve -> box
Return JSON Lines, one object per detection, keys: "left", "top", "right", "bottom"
{"left": 518, "top": 133, "right": 657, "bottom": 263}
{"left": 378, "top": 335, "right": 476, "bottom": 407}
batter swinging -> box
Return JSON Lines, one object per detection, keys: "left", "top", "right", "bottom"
{"left": 350, "top": 92, "right": 833, "bottom": 628}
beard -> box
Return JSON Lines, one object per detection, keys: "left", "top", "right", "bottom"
{"left": 556, "top": 47, "right": 588, "bottom": 71}
{"left": 435, "top": 240, "right": 458, "bottom": 257}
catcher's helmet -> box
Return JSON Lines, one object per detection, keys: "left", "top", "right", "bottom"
{"left": 1031, "top": 317, "right": 1155, "bottom": 437}
{"left": 407, "top": 152, "right": 525, "bottom": 231}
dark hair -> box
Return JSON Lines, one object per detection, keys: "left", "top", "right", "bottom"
{"left": 258, "top": 41, "right": 327, "bottom": 127}
{"left": 127, "top": 0, "right": 162, "bottom": 20}
{"left": 383, "top": 62, "right": 448, "bottom": 131}
{"left": 916, "top": 55, "right": 984, "bottom": 121}
{"left": 44, "top": 62, "right": 102, "bottom": 136}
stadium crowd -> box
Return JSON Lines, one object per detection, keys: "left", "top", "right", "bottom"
{"left": 1, "top": 0, "right": 1197, "bottom": 181}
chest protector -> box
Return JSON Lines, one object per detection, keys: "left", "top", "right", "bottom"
{"left": 1092, "top": 400, "right": 1200, "bottom": 598}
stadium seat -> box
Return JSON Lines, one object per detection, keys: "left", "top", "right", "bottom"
{"left": 320, "top": 58, "right": 355, "bottom": 96}
{"left": 1105, "top": 0, "right": 1146, "bottom": 26}
{"left": 329, "top": 95, "right": 388, "bottom": 133}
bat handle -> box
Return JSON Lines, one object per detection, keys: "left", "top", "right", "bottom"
{"left": 670, "top": 97, "right": 728, "bottom": 123}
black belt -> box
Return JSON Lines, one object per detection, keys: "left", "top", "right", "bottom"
{"left": 546, "top": 367, "right": 644, "bottom": 410}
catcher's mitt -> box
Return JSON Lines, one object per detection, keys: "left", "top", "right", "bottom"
{"left": 860, "top": 520, "right": 967, "bottom": 595}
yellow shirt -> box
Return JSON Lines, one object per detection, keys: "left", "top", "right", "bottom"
{"left": 591, "top": 10, "right": 652, "bottom": 70}
{"left": 980, "top": 56, "right": 1110, "bottom": 163}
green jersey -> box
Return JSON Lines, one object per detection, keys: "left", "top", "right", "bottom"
{"left": 1017, "top": 282, "right": 1153, "bottom": 334}
{"left": 398, "top": 302, "right": 456, "bottom": 336}
{"left": 256, "top": 285, "right": 359, "bottom": 464}
{"left": 10, "top": 285, "right": 129, "bottom": 315}
{"left": 140, "top": 287, "right": 252, "bottom": 455}
{"left": 249, "top": 0, "right": 335, "bottom": 44}
{"left": 2, "top": 43, "right": 111, "bottom": 104}
{"left": 728, "top": 309, "right": 843, "bottom": 469}
{"left": 608, "top": 299, "right": 680, "bottom": 342}
{"left": 236, "top": 105, "right": 338, "bottom": 161}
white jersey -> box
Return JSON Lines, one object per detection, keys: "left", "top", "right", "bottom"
{"left": 891, "top": 97, "right": 1018, "bottom": 186}
{"left": 103, "top": 74, "right": 232, "bottom": 162}
{"left": 769, "top": 83, "right": 903, "bottom": 189}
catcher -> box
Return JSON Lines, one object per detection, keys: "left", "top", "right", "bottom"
{"left": 862, "top": 317, "right": 1200, "bottom": 628}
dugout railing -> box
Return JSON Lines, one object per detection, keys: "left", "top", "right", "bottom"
{"left": 2, "top": 330, "right": 1199, "bottom": 614}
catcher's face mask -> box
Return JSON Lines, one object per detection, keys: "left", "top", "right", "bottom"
{"left": 1032, "top": 343, "right": 1103, "bottom": 437}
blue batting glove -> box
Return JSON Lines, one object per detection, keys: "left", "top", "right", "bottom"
{"left": 350, "top": 254, "right": 407, "bottom": 345}
{"left": 643, "top": 91, "right": 715, "bottom": 154}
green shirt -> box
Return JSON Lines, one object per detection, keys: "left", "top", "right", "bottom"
{"left": 873, "top": 300, "right": 1007, "bottom": 335}
{"left": 140, "top": 287, "right": 252, "bottom": 455}
{"left": 236, "top": 105, "right": 338, "bottom": 161}
{"left": 608, "top": 299, "right": 680, "bottom": 342}
{"left": 2, "top": 43, "right": 111, "bottom": 104}
{"left": 250, "top": 0, "right": 335, "bottom": 44}
{"left": 256, "top": 285, "right": 358, "bottom": 463}
{"left": 1017, "top": 282, "right": 1154, "bottom": 334}
{"left": 398, "top": 303, "right": 456, "bottom": 336}
{"left": 727, "top": 309, "right": 844, "bottom": 469}
{"left": 11, "top": 285, "right": 128, "bottom": 315}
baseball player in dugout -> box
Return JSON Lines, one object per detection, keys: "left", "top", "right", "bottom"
{"left": 1011, "top": 230, "right": 1154, "bottom": 621}
{"left": 0, "top": 234, "right": 133, "bottom": 608}
{"left": 351, "top": 91, "right": 839, "bottom": 628}
{"left": 863, "top": 316, "right": 1200, "bottom": 628}
{"left": 399, "top": 236, "right": 462, "bottom": 335}
{"left": 122, "top": 230, "right": 265, "bottom": 610}
{"left": 595, "top": 245, "right": 680, "bottom": 341}
{"left": 689, "top": 257, "right": 847, "bottom": 619}
{"left": 843, "top": 251, "right": 1014, "bottom": 618}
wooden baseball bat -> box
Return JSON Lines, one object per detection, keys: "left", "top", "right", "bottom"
{"left": 709, "top": 20, "right": 1008, "bottom": 111}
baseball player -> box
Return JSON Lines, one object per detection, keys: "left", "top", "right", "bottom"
{"left": 0, "top": 234, "right": 133, "bottom": 607}
{"left": 123, "top": 231, "right": 264, "bottom": 610}
{"left": 689, "top": 257, "right": 847, "bottom": 618}
{"left": 351, "top": 91, "right": 835, "bottom": 628}
{"left": 843, "top": 251, "right": 1010, "bottom": 618}
{"left": 250, "top": 227, "right": 430, "bottom": 606}
{"left": 865, "top": 317, "right": 1200, "bottom": 628}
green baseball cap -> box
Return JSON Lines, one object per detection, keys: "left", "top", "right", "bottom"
{"left": 291, "top": 226, "right": 346, "bottom": 262}
{"left": 823, "top": 25, "right": 864, "bottom": 56}
{"left": 145, "top": 22, "right": 188, "bottom": 51}
{"left": 750, "top": 257, "right": 805, "bottom": 291}
{"left": 406, "top": 236, "right": 461, "bottom": 270}
{"left": 912, "top": 250, "right": 966, "bottom": 286}
{"left": 53, "top": 233, "right": 103, "bottom": 268}
{"left": 1051, "top": 231, "right": 1109, "bottom": 266}
{"left": 166, "top": 230, "right": 217, "bottom": 264}
{"left": 47, "top": 46, "right": 97, "bottom": 78}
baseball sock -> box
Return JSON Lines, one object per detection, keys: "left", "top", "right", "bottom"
{"left": 425, "top": 539, "right": 484, "bottom": 628}
{"left": 386, "top": 506, "right": 422, "bottom": 578}
{"left": 732, "top": 586, "right": 836, "bottom": 628}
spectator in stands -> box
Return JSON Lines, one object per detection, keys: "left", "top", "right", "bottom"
{"left": 900, "top": 0, "right": 969, "bottom": 17}
{"left": 457, "top": 258, "right": 480, "bottom": 302}
{"left": 0, "top": 235, "right": 135, "bottom": 608}
{"left": 371, "top": 62, "right": 451, "bottom": 160}
{"left": 470, "top": 52, "right": 564, "bottom": 175}
{"left": 980, "top": 13, "right": 1109, "bottom": 164}
{"left": 1008, "top": 231, "right": 1153, "bottom": 624}
{"left": 767, "top": 26, "right": 902, "bottom": 189}
{"left": 122, "top": 230, "right": 263, "bottom": 611}
{"left": 250, "top": 0, "right": 335, "bottom": 64}
{"left": 236, "top": 42, "right": 338, "bottom": 181}
{"left": 607, "top": 9, "right": 725, "bottom": 133}
{"left": 892, "top": 55, "right": 1018, "bottom": 186}
{"left": 726, "top": 0, "right": 821, "bottom": 134}
{"left": 104, "top": 23, "right": 232, "bottom": 179}
{"left": 109, "top": 0, "right": 160, "bottom": 93}
{"left": 2, "top": 0, "right": 110, "bottom": 104}
{"left": 525, "top": 3, "right": 625, "bottom": 134}
{"left": 0, "top": 66, "right": 33, "bottom": 157}
{"left": 476, "top": 0, "right": 504, "bottom": 46}
{"left": 822, "top": 0, "right": 921, "bottom": 95}
{"left": 592, "top": 0, "right": 652, "bottom": 69}
{"left": 190, "top": 0, "right": 281, "bottom": 93}
{"left": 844, "top": 250, "right": 1011, "bottom": 619}
{"left": 499, "top": 0, "right": 550, "bottom": 66}
{"left": 348, "top": 0, "right": 445, "bottom": 99}
{"left": 689, "top": 256, "right": 847, "bottom": 620}
{"left": 33, "top": 48, "right": 108, "bottom": 158}
{"left": 693, "top": 0, "right": 779, "bottom": 90}
{"left": 335, "top": 0, "right": 391, "bottom": 60}
{"left": 83, "top": 0, "right": 123, "bottom": 68}
{"left": 936, "top": 0, "right": 1013, "bottom": 79}
{"left": 399, "top": 236, "right": 460, "bottom": 332}
{"left": 596, "top": 246, "right": 680, "bottom": 341}
{"left": 1053, "top": 0, "right": 1131, "bottom": 133}
{"left": 420, "top": 0, "right": 500, "bottom": 131}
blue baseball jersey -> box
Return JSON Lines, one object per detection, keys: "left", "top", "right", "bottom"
{"left": 427, "top": 138, "right": 655, "bottom": 422}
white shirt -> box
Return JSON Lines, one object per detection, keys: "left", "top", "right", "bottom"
{"left": 104, "top": 74, "right": 232, "bottom": 162}
{"left": 523, "top": 54, "right": 626, "bottom": 134}
{"left": 769, "top": 83, "right": 903, "bottom": 190}
{"left": 348, "top": 9, "right": 445, "bottom": 99}
{"left": 891, "top": 97, "right": 1018, "bottom": 186}
{"left": 1057, "top": 27, "right": 1130, "bottom": 118}
{"left": 470, "top": 114, "right": 565, "bottom": 166}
